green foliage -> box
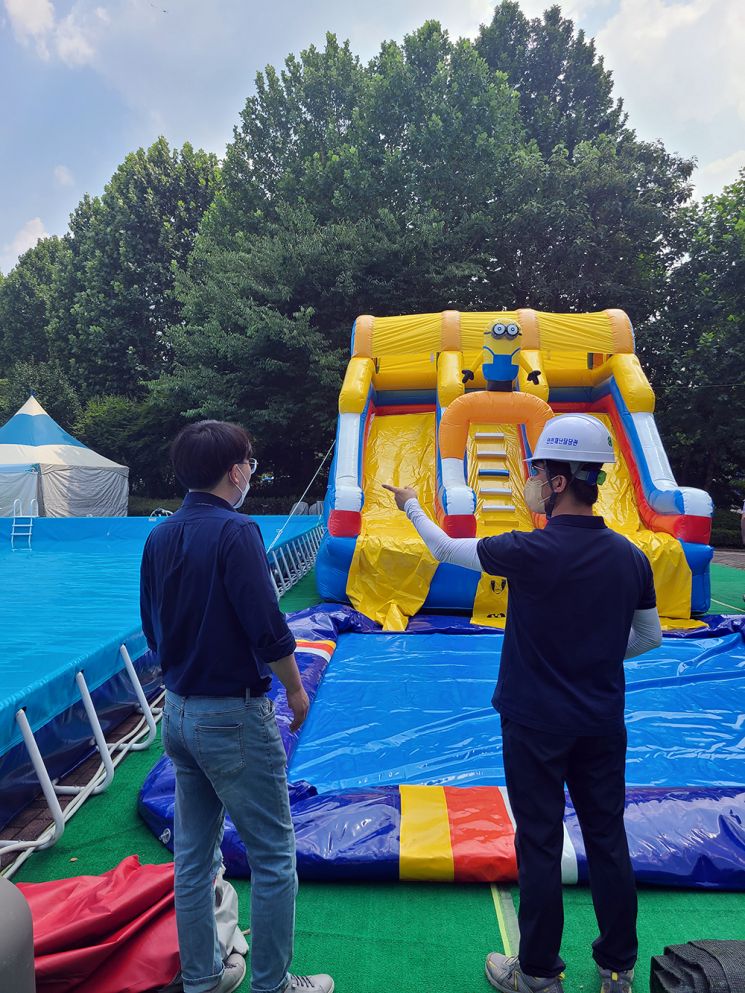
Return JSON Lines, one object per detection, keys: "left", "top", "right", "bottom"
{"left": 476, "top": 2, "right": 625, "bottom": 156}
{"left": 154, "top": 299, "right": 341, "bottom": 482}
{"left": 170, "top": 19, "right": 692, "bottom": 478}
{"left": 0, "top": 236, "right": 71, "bottom": 367}
{"left": 1, "top": 359, "right": 82, "bottom": 429}
{"left": 74, "top": 394, "right": 185, "bottom": 494}
{"left": 710, "top": 509, "right": 743, "bottom": 548}
{"left": 127, "top": 495, "right": 182, "bottom": 516}
{"left": 642, "top": 168, "right": 745, "bottom": 505}
{"left": 47, "top": 138, "right": 220, "bottom": 399}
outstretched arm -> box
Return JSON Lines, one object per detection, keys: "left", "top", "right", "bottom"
{"left": 383, "top": 485, "right": 481, "bottom": 572}
{"left": 624, "top": 607, "right": 662, "bottom": 659}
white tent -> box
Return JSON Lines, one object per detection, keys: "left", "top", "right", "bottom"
{"left": 0, "top": 396, "right": 129, "bottom": 517}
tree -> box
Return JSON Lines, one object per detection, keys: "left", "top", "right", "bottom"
{"left": 48, "top": 138, "right": 220, "bottom": 399}
{"left": 155, "top": 290, "right": 341, "bottom": 483}
{"left": 0, "top": 237, "right": 71, "bottom": 367}
{"left": 171, "top": 19, "right": 693, "bottom": 471}
{"left": 1, "top": 358, "right": 82, "bottom": 429}
{"left": 476, "top": 1, "right": 626, "bottom": 157}
{"left": 74, "top": 394, "right": 184, "bottom": 494}
{"left": 646, "top": 169, "right": 745, "bottom": 505}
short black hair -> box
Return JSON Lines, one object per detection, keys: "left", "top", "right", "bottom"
{"left": 546, "top": 460, "right": 599, "bottom": 507}
{"left": 171, "top": 420, "right": 252, "bottom": 490}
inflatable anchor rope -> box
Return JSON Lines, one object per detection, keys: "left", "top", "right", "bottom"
{"left": 267, "top": 440, "right": 335, "bottom": 552}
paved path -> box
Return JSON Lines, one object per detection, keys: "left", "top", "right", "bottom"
{"left": 714, "top": 549, "right": 745, "bottom": 569}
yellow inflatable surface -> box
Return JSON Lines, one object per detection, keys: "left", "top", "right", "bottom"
{"left": 338, "top": 310, "right": 709, "bottom": 630}
{"left": 346, "top": 412, "right": 438, "bottom": 630}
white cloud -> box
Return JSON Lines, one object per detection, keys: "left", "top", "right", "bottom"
{"left": 55, "top": 9, "right": 96, "bottom": 65}
{"left": 4, "top": 0, "right": 54, "bottom": 57}
{"left": 53, "top": 164, "right": 75, "bottom": 187}
{"left": 591, "top": 1, "right": 745, "bottom": 187}
{"left": 0, "top": 218, "right": 49, "bottom": 274}
{"left": 695, "top": 150, "right": 745, "bottom": 198}
{"left": 3, "top": 0, "right": 98, "bottom": 66}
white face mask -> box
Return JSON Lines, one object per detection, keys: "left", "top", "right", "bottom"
{"left": 524, "top": 474, "right": 558, "bottom": 515}
{"left": 232, "top": 465, "right": 251, "bottom": 509}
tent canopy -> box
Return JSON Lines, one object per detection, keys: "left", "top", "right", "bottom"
{"left": 0, "top": 396, "right": 129, "bottom": 517}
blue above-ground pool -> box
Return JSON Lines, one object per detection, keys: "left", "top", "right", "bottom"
{"left": 0, "top": 515, "right": 321, "bottom": 832}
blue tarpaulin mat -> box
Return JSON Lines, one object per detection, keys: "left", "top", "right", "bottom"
{"left": 139, "top": 608, "right": 745, "bottom": 887}
{"left": 288, "top": 631, "right": 745, "bottom": 792}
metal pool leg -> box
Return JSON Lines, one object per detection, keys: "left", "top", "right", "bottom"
{"left": 278, "top": 547, "right": 295, "bottom": 585}
{"left": 270, "top": 550, "right": 287, "bottom": 594}
{"left": 54, "top": 672, "right": 115, "bottom": 796}
{"left": 299, "top": 534, "right": 314, "bottom": 570}
{"left": 269, "top": 569, "right": 281, "bottom": 599}
{"left": 0, "top": 710, "right": 66, "bottom": 853}
{"left": 287, "top": 540, "right": 303, "bottom": 576}
{"left": 115, "top": 645, "right": 158, "bottom": 751}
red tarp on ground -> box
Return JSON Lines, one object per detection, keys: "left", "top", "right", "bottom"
{"left": 17, "top": 855, "right": 180, "bottom": 993}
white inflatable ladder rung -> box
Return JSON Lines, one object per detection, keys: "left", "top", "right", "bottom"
{"left": 477, "top": 447, "right": 507, "bottom": 457}
{"left": 480, "top": 485, "right": 513, "bottom": 495}
{"left": 483, "top": 502, "right": 517, "bottom": 512}
{"left": 474, "top": 431, "right": 505, "bottom": 440}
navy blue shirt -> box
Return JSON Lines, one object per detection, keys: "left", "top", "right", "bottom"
{"left": 140, "top": 492, "right": 296, "bottom": 697}
{"left": 477, "top": 515, "right": 656, "bottom": 736}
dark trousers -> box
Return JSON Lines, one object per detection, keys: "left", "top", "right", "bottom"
{"left": 501, "top": 717, "right": 638, "bottom": 978}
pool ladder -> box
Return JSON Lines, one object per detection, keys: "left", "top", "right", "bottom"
{"left": 11, "top": 498, "right": 38, "bottom": 550}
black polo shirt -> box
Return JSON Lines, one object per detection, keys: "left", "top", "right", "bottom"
{"left": 477, "top": 515, "right": 656, "bottom": 736}
{"left": 140, "top": 492, "right": 296, "bottom": 697}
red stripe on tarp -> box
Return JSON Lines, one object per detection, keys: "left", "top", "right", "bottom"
{"left": 444, "top": 786, "right": 518, "bottom": 883}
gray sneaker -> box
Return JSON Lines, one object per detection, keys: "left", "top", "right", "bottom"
{"left": 209, "top": 953, "right": 247, "bottom": 993}
{"left": 283, "top": 975, "right": 334, "bottom": 993}
{"left": 486, "top": 953, "right": 565, "bottom": 993}
{"left": 598, "top": 965, "right": 634, "bottom": 993}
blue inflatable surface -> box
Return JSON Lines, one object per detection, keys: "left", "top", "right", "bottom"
{"left": 139, "top": 608, "right": 745, "bottom": 888}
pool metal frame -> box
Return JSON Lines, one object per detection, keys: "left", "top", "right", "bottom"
{"left": 0, "top": 644, "right": 160, "bottom": 863}
{"left": 268, "top": 523, "right": 325, "bottom": 596}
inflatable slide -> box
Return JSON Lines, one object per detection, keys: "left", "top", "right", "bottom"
{"left": 316, "top": 310, "right": 714, "bottom": 629}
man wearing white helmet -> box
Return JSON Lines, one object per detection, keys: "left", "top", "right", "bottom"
{"left": 384, "top": 413, "right": 662, "bottom": 993}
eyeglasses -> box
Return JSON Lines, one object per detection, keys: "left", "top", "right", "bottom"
{"left": 247, "top": 458, "right": 258, "bottom": 473}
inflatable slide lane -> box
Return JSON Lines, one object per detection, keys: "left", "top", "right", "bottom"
{"left": 316, "top": 310, "right": 713, "bottom": 629}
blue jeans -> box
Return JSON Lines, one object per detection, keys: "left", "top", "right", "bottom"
{"left": 163, "top": 691, "right": 297, "bottom": 993}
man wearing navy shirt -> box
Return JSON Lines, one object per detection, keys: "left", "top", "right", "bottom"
{"left": 385, "top": 414, "right": 662, "bottom": 993}
{"left": 141, "top": 421, "right": 333, "bottom": 993}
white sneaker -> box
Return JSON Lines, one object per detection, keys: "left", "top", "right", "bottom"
{"left": 209, "top": 953, "right": 247, "bottom": 993}
{"left": 284, "top": 974, "right": 334, "bottom": 993}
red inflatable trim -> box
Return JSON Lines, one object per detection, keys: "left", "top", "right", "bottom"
{"left": 441, "top": 514, "right": 477, "bottom": 538}
{"left": 328, "top": 509, "right": 361, "bottom": 537}
{"left": 376, "top": 404, "right": 435, "bottom": 416}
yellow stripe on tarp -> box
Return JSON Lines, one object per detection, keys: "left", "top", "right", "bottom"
{"left": 399, "top": 785, "right": 454, "bottom": 882}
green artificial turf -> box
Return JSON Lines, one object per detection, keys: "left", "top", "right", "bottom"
{"left": 710, "top": 562, "right": 745, "bottom": 614}
{"left": 13, "top": 566, "right": 745, "bottom": 992}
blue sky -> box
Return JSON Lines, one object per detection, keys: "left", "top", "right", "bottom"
{"left": 1, "top": 0, "right": 743, "bottom": 273}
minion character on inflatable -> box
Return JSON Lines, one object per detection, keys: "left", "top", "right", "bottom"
{"left": 481, "top": 320, "right": 521, "bottom": 390}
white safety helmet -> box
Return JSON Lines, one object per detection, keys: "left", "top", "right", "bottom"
{"left": 528, "top": 414, "right": 615, "bottom": 481}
